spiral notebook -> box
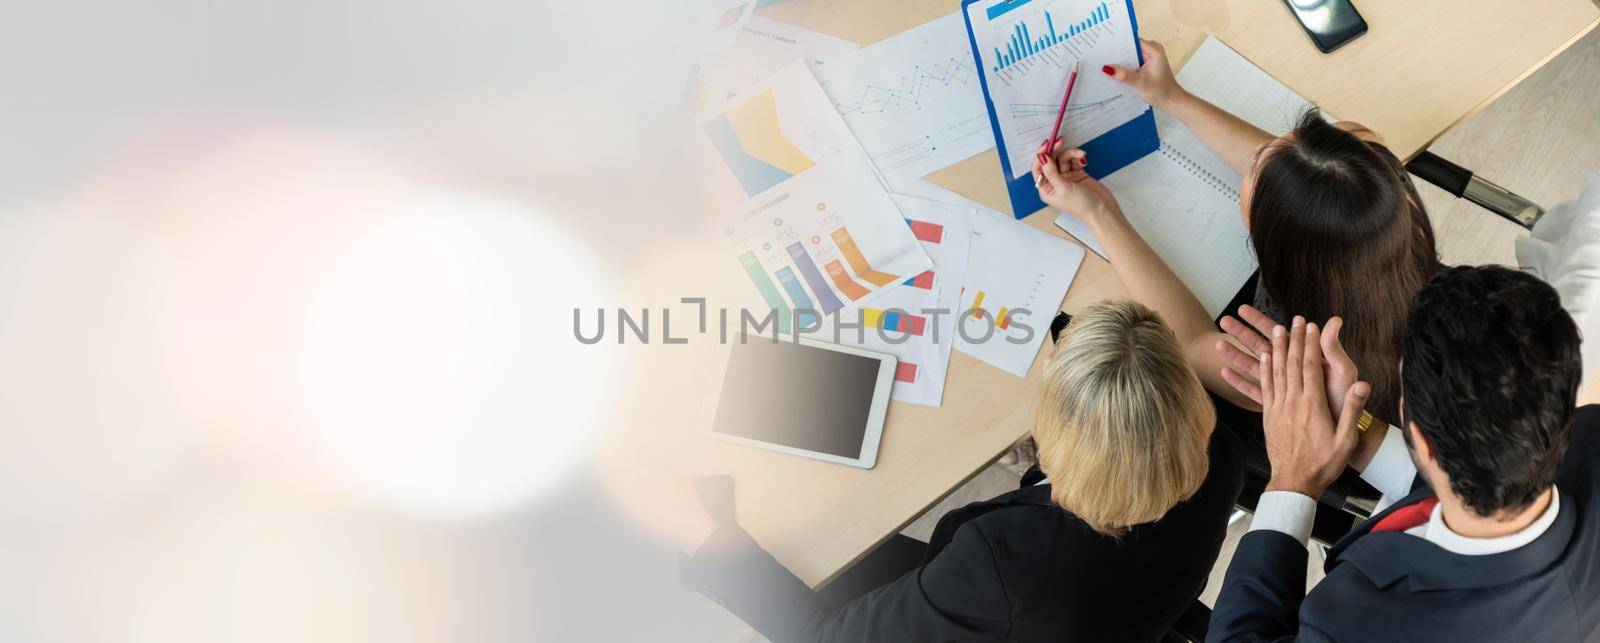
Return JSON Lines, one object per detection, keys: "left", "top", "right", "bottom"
{"left": 1054, "top": 36, "right": 1316, "bottom": 315}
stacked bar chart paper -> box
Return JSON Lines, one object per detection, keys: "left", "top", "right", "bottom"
{"left": 698, "top": 61, "right": 932, "bottom": 333}
{"left": 830, "top": 194, "right": 975, "bottom": 406}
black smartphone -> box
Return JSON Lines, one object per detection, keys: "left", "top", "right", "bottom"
{"left": 1280, "top": 0, "right": 1368, "bottom": 53}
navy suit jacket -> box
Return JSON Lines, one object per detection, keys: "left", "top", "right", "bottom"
{"left": 1208, "top": 405, "right": 1600, "bottom": 642}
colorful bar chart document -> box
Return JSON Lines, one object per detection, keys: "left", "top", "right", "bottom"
{"left": 812, "top": 12, "right": 994, "bottom": 189}
{"left": 965, "top": 0, "right": 1150, "bottom": 181}
{"left": 955, "top": 206, "right": 1084, "bottom": 376}
{"left": 698, "top": 61, "right": 933, "bottom": 332}
{"left": 830, "top": 195, "right": 974, "bottom": 406}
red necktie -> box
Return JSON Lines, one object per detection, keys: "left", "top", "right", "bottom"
{"left": 1371, "top": 496, "right": 1440, "bottom": 533}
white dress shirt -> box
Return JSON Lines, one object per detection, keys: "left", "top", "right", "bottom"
{"left": 1250, "top": 484, "right": 1560, "bottom": 556}
{"left": 1416, "top": 490, "right": 1559, "bottom": 554}
{"left": 1249, "top": 424, "right": 1417, "bottom": 544}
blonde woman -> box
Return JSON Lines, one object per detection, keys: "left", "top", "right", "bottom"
{"left": 681, "top": 301, "right": 1245, "bottom": 642}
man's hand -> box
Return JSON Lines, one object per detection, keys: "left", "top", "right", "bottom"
{"left": 1260, "top": 317, "right": 1370, "bottom": 499}
{"left": 1216, "top": 306, "right": 1358, "bottom": 421}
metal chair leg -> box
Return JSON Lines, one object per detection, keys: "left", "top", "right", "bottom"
{"left": 1407, "top": 151, "right": 1545, "bottom": 229}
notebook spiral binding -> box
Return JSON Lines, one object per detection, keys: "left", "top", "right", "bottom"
{"left": 1159, "top": 143, "right": 1240, "bottom": 203}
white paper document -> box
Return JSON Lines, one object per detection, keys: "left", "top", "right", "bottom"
{"left": 813, "top": 12, "right": 994, "bottom": 188}
{"left": 955, "top": 207, "right": 1085, "bottom": 376}
{"left": 694, "top": 16, "right": 860, "bottom": 114}
{"left": 965, "top": 0, "right": 1150, "bottom": 180}
{"left": 830, "top": 195, "right": 975, "bottom": 406}
{"left": 1054, "top": 36, "right": 1314, "bottom": 315}
{"left": 696, "top": 62, "right": 933, "bottom": 334}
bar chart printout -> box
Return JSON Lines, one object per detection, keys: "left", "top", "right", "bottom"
{"left": 989, "top": 2, "right": 1109, "bottom": 72}
{"left": 700, "top": 62, "right": 933, "bottom": 329}
{"left": 954, "top": 206, "right": 1085, "bottom": 377}
{"left": 965, "top": 0, "right": 1150, "bottom": 179}
{"left": 829, "top": 194, "right": 975, "bottom": 406}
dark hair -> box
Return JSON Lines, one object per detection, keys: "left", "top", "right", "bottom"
{"left": 1402, "top": 265, "right": 1580, "bottom": 517}
{"left": 1249, "top": 110, "right": 1441, "bottom": 422}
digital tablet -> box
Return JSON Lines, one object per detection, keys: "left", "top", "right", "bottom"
{"left": 699, "top": 335, "right": 897, "bottom": 469}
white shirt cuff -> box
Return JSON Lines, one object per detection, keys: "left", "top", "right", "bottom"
{"left": 1249, "top": 491, "right": 1317, "bottom": 545}
{"left": 1359, "top": 425, "right": 1417, "bottom": 509}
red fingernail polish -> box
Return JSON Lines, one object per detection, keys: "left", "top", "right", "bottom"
{"left": 1102, "top": 65, "right": 1115, "bottom": 76}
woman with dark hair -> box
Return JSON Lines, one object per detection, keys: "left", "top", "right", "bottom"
{"left": 1034, "top": 38, "right": 1440, "bottom": 462}
{"left": 1240, "top": 110, "right": 1440, "bottom": 424}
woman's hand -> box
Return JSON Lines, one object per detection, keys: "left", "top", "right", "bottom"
{"left": 1216, "top": 307, "right": 1358, "bottom": 420}
{"left": 1260, "top": 317, "right": 1370, "bottom": 499}
{"left": 1105, "top": 38, "right": 1186, "bottom": 111}
{"left": 1032, "top": 142, "right": 1120, "bottom": 223}
{"left": 1217, "top": 309, "right": 1393, "bottom": 473}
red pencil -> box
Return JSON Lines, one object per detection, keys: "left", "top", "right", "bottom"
{"left": 1036, "top": 61, "right": 1081, "bottom": 180}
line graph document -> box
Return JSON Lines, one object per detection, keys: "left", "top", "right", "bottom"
{"left": 965, "top": 0, "right": 1149, "bottom": 180}
{"left": 813, "top": 12, "right": 993, "bottom": 188}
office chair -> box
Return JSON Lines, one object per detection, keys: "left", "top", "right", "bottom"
{"left": 1407, "top": 152, "right": 1545, "bottom": 229}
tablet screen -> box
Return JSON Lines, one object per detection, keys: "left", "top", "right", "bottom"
{"left": 711, "top": 340, "right": 883, "bottom": 458}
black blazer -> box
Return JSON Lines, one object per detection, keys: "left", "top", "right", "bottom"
{"left": 683, "top": 427, "right": 1245, "bottom": 642}
{"left": 1208, "top": 404, "right": 1600, "bottom": 642}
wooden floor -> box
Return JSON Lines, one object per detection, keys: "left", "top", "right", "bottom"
{"left": 1421, "top": 23, "right": 1600, "bottom": 268}
{"left": 903, "top": 23, "right": 1600, "bottom": 606}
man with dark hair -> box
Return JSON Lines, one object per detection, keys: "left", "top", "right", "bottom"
{"left": 1208, "top": 265, "right": 1600, "bottom": 642}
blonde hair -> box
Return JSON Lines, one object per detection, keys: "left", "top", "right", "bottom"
{"left": 1033, "top": 300, "right": 1215, "bottom": 536}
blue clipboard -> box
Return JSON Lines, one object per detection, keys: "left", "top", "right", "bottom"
{"left": 961, "top": 0, "right": 1160, "bottom": 219}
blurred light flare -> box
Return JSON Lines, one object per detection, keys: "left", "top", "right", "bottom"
{"left": 0, "top": 0, "right": 739, "bottom": 637}
{"left": 293, "top": 193, "right": 615, "bottom": 520}
{"left": 0, "top": 206, "right": 192, "bottom": 526}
